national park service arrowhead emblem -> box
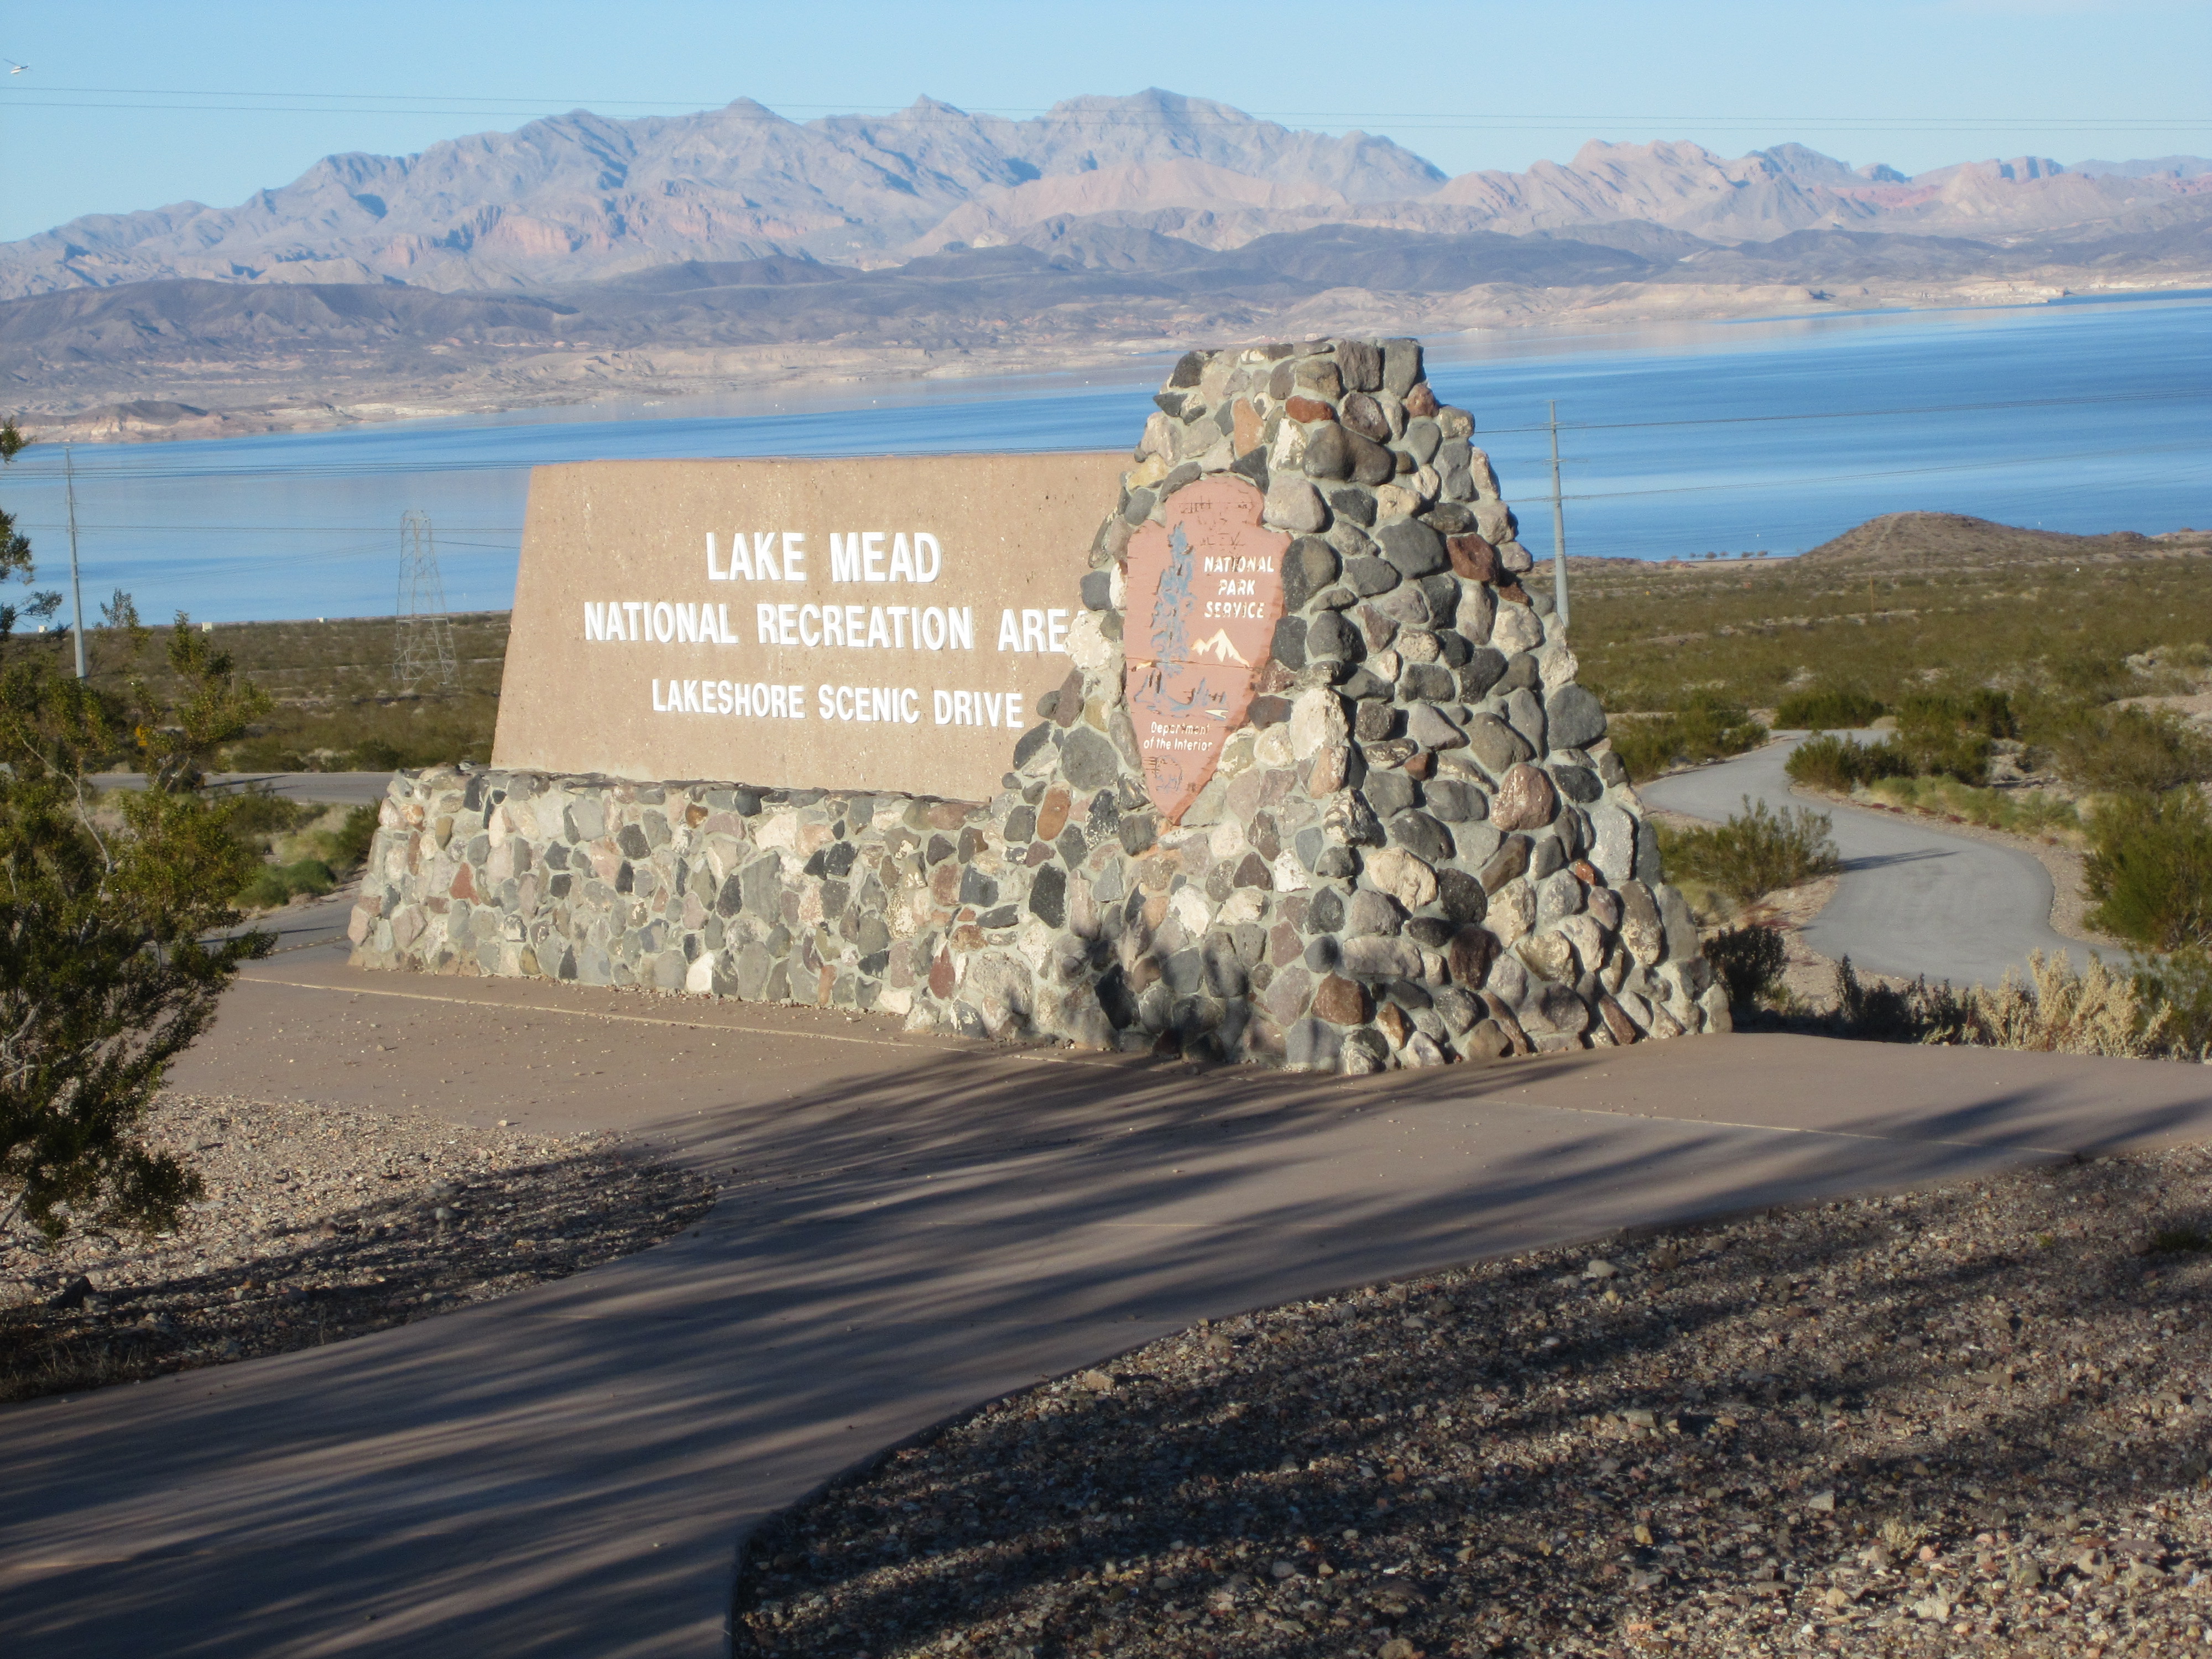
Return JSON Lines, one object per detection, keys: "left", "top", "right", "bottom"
{"left": 1123, "top": 476, "right": 1290, "bottom": 823}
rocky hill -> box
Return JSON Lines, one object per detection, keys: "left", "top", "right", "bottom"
{"left": 1798, "top": 512, "right": 2212, "bottom": 567}
{"left": 5, "top": 91, "right": 2208, "bottom": 301}
{"left": 5, "top": 91, "right": 2209, "bottom": 437}
{"left": 0, "top": 92, "right": 1448, "bottom": 298}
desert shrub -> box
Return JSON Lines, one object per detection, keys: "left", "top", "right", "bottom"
{"left": 2041, "top": 704, "right": 2212, "bottom": 795}
{"left": 2132, "top": 947, "right": 2212, "bottom": 1061}
{"left": 2044, "top": 652, "right": 2131, "bottom": 703}
{"left": 327, "top": 802, "right": 380, "bottom": 868}
{"left": 1961, "top": 688, "right": 2020, "bottom": 739}
{"left": 1962, "top": 951, "right": 2171, "bottom": 1058}
{"left": 1831, "top": 957, "right": 1974, "bottom": 1044}
{"left": 1662, "top": 797, "right": 1840, "bottom": 909}
{"left": 221, "top": 790, "right": 314, "bottom": 841}
{"left": 1604, "top": 721, "right": 1676, "bottom": 782}
{"left": 1893, "top": 691, "right": 2005, "bottom": 785}
{"left": 1863, "top": 774, "right": 2080, "bottom": 837}
{"left": 1784, "top": 734, "right": 1858, "bottom": 792}
{"left": 1785, "top": 732, "right": 1912, "bottom": 792}
{"left": 238, "top": 868, "right": 290, "bottom": 910}
{"left": 1832, "top": 957, "right": 1910, "bottom": 1040}
{"left": 1775, "top": 686, "right": 1884, "bottom": 729}
{"left": 1833, "top": 951, "right": 2181, "bottom": 1058}
{"left": 270, "top": 802, "right": 381, "bottom": 871}
{"left": 240, "top": 858, "right": 336, "bottom": 910}
{"left": 1608, "top": 690, "right": 1767, "bottom": 781}
{"left": 1706, "top": 923, "right": 1787, "bottom": 1012}
{"left": 2084, "top": 787, "right": 2212, "bottom": 952}
{"left": 346, "top": 738, "right": 406, "bottom": 771}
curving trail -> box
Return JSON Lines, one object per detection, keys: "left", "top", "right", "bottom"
{"left": 5, "top": 950, "right": 2209, "bottom": 1657}
{"left": 1640, "top": 732, "right": 2098, "bottom": 989}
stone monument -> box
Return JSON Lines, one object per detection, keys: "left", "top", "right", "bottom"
{"left": 350, "top": 338, "right": 1723, "bottom": 1070}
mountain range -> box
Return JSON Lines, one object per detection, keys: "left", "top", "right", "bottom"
{"left": 3, "top": 90, "right": 2208, "bottom": 436}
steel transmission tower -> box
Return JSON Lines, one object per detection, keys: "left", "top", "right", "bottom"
{"left": 393, "top": 509, "right": 458, "bottom": 692}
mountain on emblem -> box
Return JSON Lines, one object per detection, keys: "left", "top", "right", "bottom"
{"left": 1121, "top": 476, "right": 1290, "bottom": 823}
{"left": 1186, "top": 628, "right": 1250, "bottom": 666}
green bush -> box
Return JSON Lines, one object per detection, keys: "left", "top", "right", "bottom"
{"left": 328, "top": 802, "right": 379, "bottom": 868}
{"left": 2085, "top": 788, "right": 2212, "bottom": 952}
{"left": 1785, "top": 732, "right": 1912, "bottom": 792}
{"left": 1, "top": 417, "right": 272, "bottom": 1246}
{"left": 1662, "top": 797, "right": 1841, "bottom": 908}
{"left": 1962, "top": 688, "right": 2020, "bottom": 739}
{"left": 1707, "top": 922, "right": 1788, "bottom": 1011}
{"left": 1606, "top": 690, "right": 1768, "bottom": 781}
{"left": 2041, "top": 705, "right": 2212, "bottom": 794}
{"left": 2132, "top": 946, "right": 2212, "bottom": 1061}
{"left": 1775, "top": 686, "right": 1884, "bottom": 729}
{"left": 221, "top": 790, "right": 314, "bottom": 841}
{"left": 1893, "top": 691, "right": 2005, "bottom": 785}
{"left": 1830, "top": 957, "right": 1974, "bottom": 1044}
{"left": 240, "top": 857, "right": 336, "bottom": 910}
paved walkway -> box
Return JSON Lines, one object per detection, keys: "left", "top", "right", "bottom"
{"left": 6, "top": 955, "right": 2210, "bottom": 1657}
{"left": 1640, "top": 733, "right": 2094, "bottom": 987}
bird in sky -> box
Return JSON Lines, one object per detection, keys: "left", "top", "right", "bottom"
{"left": 3, "top": 60, "right": 28, "bottom": 75}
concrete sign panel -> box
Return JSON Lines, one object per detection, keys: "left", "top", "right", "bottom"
{"left": 1123, "top": 476, "right": 1289, "bottom": 822}
{"left": 492, "top": 452, "right": 1126, "bottom": 801}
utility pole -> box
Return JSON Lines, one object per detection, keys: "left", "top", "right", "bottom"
{"left": 393, "top": 510, "right": 458, "bottom": 693}
{"left": 64, "top": 444, "right": 86, "bottom": 677}
{"left": 1547, "top": 400, "right": 1571, "bottom": 628}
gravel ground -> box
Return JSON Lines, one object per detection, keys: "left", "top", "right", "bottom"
{"left": 0, "top": 1092, "right": 716, "bottom": 1403}
{"left": 736, "top": 1145, "right": 2212, "bottom": 1658}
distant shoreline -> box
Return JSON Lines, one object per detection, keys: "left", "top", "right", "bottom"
{"left": 22, "top": 274, "right": 2212, "bottom": 449}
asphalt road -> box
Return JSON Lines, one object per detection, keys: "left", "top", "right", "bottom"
{"left": 1640, "top": 732, "right": 2097, "bottom": 988}
{"left": 216, "top": 890, "right": 363, "bottom": 957}
{"left": 90, "top": 771, "right": 397, "bottom": 806}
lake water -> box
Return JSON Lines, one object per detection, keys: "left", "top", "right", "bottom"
{"left": 4, "top": 290, "right": 2209, "bottom": 624}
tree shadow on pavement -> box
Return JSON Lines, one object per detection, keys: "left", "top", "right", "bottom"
{"left": 6, "top": 1032, "right": 2211, "bottom": 1657}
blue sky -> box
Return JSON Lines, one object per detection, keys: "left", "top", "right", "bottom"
{"left": 2, "top": 0, "right": 2208, "bottom": 243}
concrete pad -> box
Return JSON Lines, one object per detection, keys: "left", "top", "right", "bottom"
{"left": 5, "top": 957, "right": 2209, "bottom": 1657}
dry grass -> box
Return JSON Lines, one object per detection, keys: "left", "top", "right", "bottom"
{"left": 1572, "top": 520, "right": 2212, "bottom": 721}
{"left": 1954, "top": 953, "right": 2174, "bottom": 1060}
{"left": 1861, "top": 776, "right": 2081, "bottom": 841}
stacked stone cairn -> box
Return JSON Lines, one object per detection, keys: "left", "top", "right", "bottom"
{"left": 349, "top": 337, "right": 1723, "bottom": 1071}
